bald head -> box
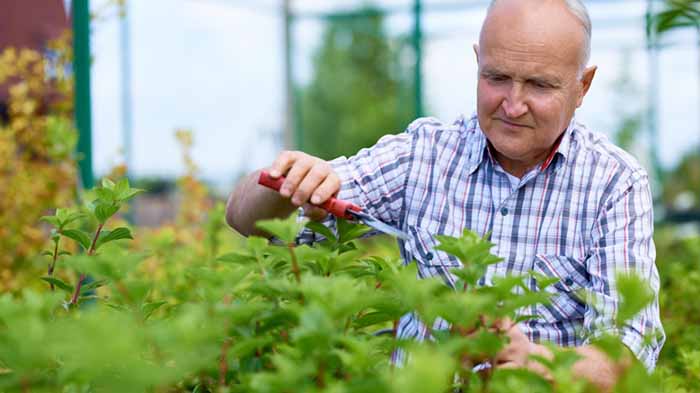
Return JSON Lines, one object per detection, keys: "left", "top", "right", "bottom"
{"left": 473, "top": 0, "right": 598, "bottom": 177}
{"left": 482, "top": 0, "right": 592, "bottom": 72}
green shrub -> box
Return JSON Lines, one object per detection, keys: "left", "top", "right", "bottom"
{"left": 0, "top": 179, "right": 665, "bottom": 392}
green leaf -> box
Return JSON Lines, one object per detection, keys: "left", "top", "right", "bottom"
{"left": 114, "top": 178, "right": 144, "bottom": 202}
{"left": 255, "top": 214, "right": 305, "bottom": 244}
{"left": 94, "top": 203, "right": 120, "bottom": 223}
{"left": 141, "top": 301, "right": 168, "bottom": 320}
{"left": 353, "top": 311, "right": 394, "bottom": 328}
{"left": 56, "top": 208, "right": 87, "bottom": 228}
{"left": 41, "top": 276, "right": 74, "bottom": 293}
{"left": 95, "top": 187, "right": 115, "bottom": 202}
{"left": 616, "top": 273, "right": 655, "bottom": 326}
{"left": 96, "top": 227, "right": 133, "bottom": 249}
{"left": 393, "top": 346, "right": 456, "bottom": 393}
{"left": 102, "top": 178, "right": 116, "bottom": 189}
{"left": 337, "top": 218, "right": 372, "bottom": 243}
{"left": 39, "top": 215, "right": 61, "bottom": 227}
{"left": 490, "top": 368, "right": 551, "bottom": 393}
{"left": 305, "top": 221, "right": 337, "bottom": 242}
{"left": 80, "top": 279, "right": 107, "bottom": 293}
{"left": 217, "top": 252, "right": 256, "bottom": 265}
{"left": 61, "top": 229, "right": 92, "bottom": 250}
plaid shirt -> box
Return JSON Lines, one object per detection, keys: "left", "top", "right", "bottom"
{"left": 300, "top": 113, "right": 664, "bottom": 370}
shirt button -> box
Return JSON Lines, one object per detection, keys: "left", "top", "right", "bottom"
{"left": 564, "top": 276, "right": 574, "bottom": 286}
{"left": 426, "top": 252, "right": 434, "bottom": 261}
{"left": 500, "top": 207, "right": 509, "bottom": 216}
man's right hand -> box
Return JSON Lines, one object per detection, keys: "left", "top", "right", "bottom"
{"left": 225, "top": 150, "right": 342, "bottom": 236}
{"left": 268, "top": 151, "right": 341, "bottom": 220}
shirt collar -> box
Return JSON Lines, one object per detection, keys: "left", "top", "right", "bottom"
{"left": 467, "top": 116, "right": 575, "bottom": 175}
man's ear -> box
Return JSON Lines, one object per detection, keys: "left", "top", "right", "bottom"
{"left": 473, "top": 44, "right": 480, "bottom": 64}
{"left": 576, "top": 65, "right": 597, "bottom": 107}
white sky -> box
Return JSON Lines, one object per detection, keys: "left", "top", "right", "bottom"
{"left": 89, "top": 0, "right": 700, "bottom": 191}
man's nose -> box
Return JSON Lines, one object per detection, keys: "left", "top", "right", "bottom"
{"left": 501, "top": 83, "right": 528, "bottom": 118}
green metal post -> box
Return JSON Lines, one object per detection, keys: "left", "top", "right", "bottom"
{"left": 73, "top": 0, "right": 94, "bottom": 189}
{"left": 412, "top": 0, "right": 424, "bottom": 119}
{"left": 284, "top": 0, "right": 300, "bottom": 150}
{"left": 645, "top": 0, "right": 662, "bottom": 193}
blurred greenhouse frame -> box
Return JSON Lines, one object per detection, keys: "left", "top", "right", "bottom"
{"left": 71, "top": 0, "right": 699, "bottom": 224}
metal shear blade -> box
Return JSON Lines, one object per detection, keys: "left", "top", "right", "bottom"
{"left": 348, "top": 210, "right": 410, "bottom": 240}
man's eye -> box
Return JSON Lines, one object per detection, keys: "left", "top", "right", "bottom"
{"left": 531, "top": 80, "right": 553, "bottom": 89}
{"left": 487, "top": 75, "right": 508, "bottom": 82}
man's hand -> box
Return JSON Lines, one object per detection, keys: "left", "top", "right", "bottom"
{"left": 225, "top": 150, "right": 342, "bottom": 236}
{"left": 494, "top": 319, "right": 553, "bottom": 379}
{"left": 493, "top": 319, "right": 628, "bottom": 392}
{"left": 268, "top": 150, "right": 341, "bottom": 220}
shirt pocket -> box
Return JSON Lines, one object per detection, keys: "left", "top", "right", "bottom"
{"left": 407, "top": 226, "right": 462, "bottom": 268}
{"left": 532, "top": 254, "right": 589, "bottom": 323}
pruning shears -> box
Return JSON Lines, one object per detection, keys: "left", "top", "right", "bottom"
{"left": 258, "top": 171, "right": 409, "bottom": 240}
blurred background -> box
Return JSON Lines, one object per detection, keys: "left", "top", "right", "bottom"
{"left": 80, "top": 0, "right": 700, "bottom": 228}
{"left": 2, "top": 0, "right": 699, "bottom": 225}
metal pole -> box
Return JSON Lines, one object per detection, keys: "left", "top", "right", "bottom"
{"left": 284, "top": 0, "right": 298, "bottom": 150}
{"left": 412, "top": 0, "right": 424, "bottom": 118}
{"left": 73, "top": 0, "right": 94, "bottom": 189}
{"left": 120, "top": 1, "right": 133, "bottom": 179}
{"left": 645, "top": 0, "right": 662, "bottom": 189}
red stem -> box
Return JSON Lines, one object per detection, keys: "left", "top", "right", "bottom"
{"left": 47, "top": 239, "right": 59, "bottom": 291}
{"left": 70, "top": 274, "right": 86, "bottom": 305}
{"left": 316, "top": 360, "right": 326, "bottom": 389}
{"left": 287, "top": 243, "right": 301, "bottom": 284}
{"left": 218, "top": 337, "right": 232, "bottom": 386}
{"left": 70, "top": 224, "right": 103, "bottom": 306}
{"left": 87, "top": 223, "right": 104, "bottom": 256}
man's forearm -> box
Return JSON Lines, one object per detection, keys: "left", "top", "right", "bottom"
{"left": 225, "top": 169, "right": 297, "bottom": 237}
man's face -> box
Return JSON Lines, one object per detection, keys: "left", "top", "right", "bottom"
{"left": 475, "top": 0, "right": 596, "bottom": 175}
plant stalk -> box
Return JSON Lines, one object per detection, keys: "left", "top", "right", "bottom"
{"left": 88, "top": 223, "right": 104, "bottom": 256}
{"left": 47, "top": 239, "right": 59, "bottom": 291}
{"left": 70, "top": 274, "right": 86, "bottom": 305}
{"left": 70, "top": 223, "right": 104, "bottom": 306}
{"left": 287, "top": 243, "right": 301, "bottom": 283}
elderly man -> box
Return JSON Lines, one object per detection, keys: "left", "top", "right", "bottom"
{"left": 226, "top": 0, "right": 664, "bottom": 389}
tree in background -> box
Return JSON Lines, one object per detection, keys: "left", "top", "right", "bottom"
{"left": 300, "top": 8, "right": 416, "bottom": 160}
{"left": 649, "top": 0, "right": 700, "bottom": 212}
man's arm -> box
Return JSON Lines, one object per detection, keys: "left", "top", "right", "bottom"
{"left": 496, "top": 323, "right": 628, "bottom": 392}
{"left": 497, "top": 173, "right": 663, "bottom": 389}
{"left": 225, "top": 151, "right": 340, "bottom": 237}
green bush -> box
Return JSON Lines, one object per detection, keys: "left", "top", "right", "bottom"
{"left": 0, "top": 179, "right": 665, "bottom": 392}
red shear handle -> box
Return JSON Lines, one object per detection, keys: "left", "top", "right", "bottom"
{"left": 258, "top": 171, "right": 361, "bottom": 220}
{"left": 258, "top": 170, "right": 285, "bottom": 192}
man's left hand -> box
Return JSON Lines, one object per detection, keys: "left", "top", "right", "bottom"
{"left": 494, "top": 319, "right": 553, "bottom": 379}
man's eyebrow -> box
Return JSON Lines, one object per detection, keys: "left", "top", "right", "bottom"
{"left": 529, "top": 76, "right": 562, "bottom": 86}
{"left": 480, "top": 67, "right": 508, "bottom": 76}
{"left": 480, "top": 66, "right": 563, "bottom": 85}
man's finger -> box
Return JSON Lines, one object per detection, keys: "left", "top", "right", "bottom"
{"left": 293, "top": 165, "right": 328, "bottom": 206}
{"left": 494, "top": 344, "right": 516, "bottom": 365}
{"left": 311, "top": 174, "right": 341, "bottom": 205}
{"left": 496, "top": 361, "right": 519, "bottom": 369}
{"left": 269, "top": 151, "right": 299, "bottom": 178}
{"left": 281, "top": 161, "right": 312, "bottom": 201}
